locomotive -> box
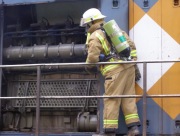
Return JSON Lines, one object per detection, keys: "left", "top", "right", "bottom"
{"left": 0, "top": 0, "right": 180, "bottom": 135}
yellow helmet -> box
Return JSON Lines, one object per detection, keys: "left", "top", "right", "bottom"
{"left": 80, "top": 8, "right": 106, "bottom": 27}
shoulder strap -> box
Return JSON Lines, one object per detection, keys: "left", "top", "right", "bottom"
{"left": 98, "top": 24, "right": 118, "bottom": 56}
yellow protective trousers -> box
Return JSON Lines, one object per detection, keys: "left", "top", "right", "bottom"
{"left": 103, "top": 66, "right": 140, "bottom": 129}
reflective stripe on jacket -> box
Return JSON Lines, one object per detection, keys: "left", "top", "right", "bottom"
{"left": 86, "top": 33, "right": 91, "bottom": 45}
{"left": 130, "top": 50, "right": 137, "bottom": 58}
{"left": 95, "top": 32, "right": 109, "bottom": 55}
{"left": 95, "top": 32, "right": 122, "bottom": 75}
{"left": 85, "top": 20, "right": 136, "bottom": 76}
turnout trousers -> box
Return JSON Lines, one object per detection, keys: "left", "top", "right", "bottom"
{"left": 103, "top": 66, "right": 140, "bottom": 129}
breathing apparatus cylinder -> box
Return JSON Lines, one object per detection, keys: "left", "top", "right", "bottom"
{"left": 103, "top": 20, "right": 130, "bottom": 58}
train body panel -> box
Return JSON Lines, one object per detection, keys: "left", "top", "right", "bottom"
{"left": 0, "top": 0, "right": 180, "bottom": 135}
{"left": 129, "top": 0, "right": 180, "bottom": 134}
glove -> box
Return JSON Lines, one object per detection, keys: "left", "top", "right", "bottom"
{"left": 134, "top": 64, "right": 141, "bottom": 81}
{"left": 99, "top": 54, "right": 105, "bottom": 62}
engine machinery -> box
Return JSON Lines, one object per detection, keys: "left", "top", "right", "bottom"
{"left": 0, "top": 0, "right": 100, "bottom": 134}
{"left": 1, "top": 0, "right": 180, "bottom": 135}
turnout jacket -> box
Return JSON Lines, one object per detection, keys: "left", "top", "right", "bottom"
{"left": 86, "top": 20, "right": 137, "bottom": 77}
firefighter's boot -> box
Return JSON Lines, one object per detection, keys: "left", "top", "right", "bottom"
{"left": 127, "top": 126, "right": 140, "bottom": 136}
{"left": 92, "top": 128, "right": 116, "bottom": 136}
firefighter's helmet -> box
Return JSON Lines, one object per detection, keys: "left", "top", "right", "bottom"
{"left": 80, "top": 8, "right": 106, "bottom": 27}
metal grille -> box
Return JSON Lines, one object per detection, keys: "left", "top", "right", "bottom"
{"left": 13, "top": 80, "right": 98, "bottom": 108}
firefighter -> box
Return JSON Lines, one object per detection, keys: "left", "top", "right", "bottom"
{"left": 80, "top": 8, "right": 141, "bottom": 136}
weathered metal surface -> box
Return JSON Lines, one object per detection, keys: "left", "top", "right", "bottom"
{"left": 2, "top": 0, "right": 55, "bottom": 5}
{"left": 4, "top": 44, "right": 86, "bottom": 60}
{"left": 77, "top": 112, "right": 97, "bottom": 132}
{"left": 9, "top": 80, "right": 98, "bottom": 108}
{"left": 0, "top": 2, "right": 4, "bottom": 130}
{"left": 35, "top": 66, "right": 41, "bottom": 136}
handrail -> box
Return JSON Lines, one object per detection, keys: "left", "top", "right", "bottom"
{"left": 0, "top": 60, "right": 180, "bottom": 136}
{"left": 0, "top": 59, "right": 180, "bottom": 68}
{"left": 0, "top": 94, "right": 179, "bottom": 99}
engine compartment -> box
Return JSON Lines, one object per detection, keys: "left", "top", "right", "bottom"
{"left": 1, "top": 0, "right": 100, "bottom": 133}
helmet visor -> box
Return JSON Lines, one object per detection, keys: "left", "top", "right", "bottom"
{"left": 80, "top": 18, "right": 85, "bottom": 27}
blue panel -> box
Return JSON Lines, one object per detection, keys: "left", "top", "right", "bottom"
{"left": 3, "top": 0, "right": 55, "bottom": 5}
{"left": 137, "top": 98, "right": 177, "bottom": 135}
{"left": 118, "top": 98, "right": 177, "bottom": 135}
{"left": 100, "top": 0, "right": 129, "bottom": 34}
{"left": 134, "top": 0, "right": 158, "bottom": 13}
{"left": 174, "top": 115, "right": 180, "bottom": 134}
{"left": 163, "top": 111, "right": 178, "bottom": 134}
{"left": 137, "top": 98, "right": 161, "bottom": 135}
